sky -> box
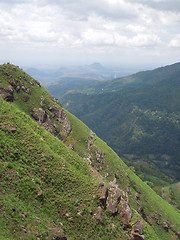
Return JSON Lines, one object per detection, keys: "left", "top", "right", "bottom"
{"left": 0, "top": 0, "right": 180, "bottom": 68}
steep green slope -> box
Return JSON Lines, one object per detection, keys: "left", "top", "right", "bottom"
{"left": 0, "top": 63, "right": 180, "bottom": 239}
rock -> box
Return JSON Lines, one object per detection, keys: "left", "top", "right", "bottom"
{"left": 69, "top": 143, "right": 74, "bottom": 150}
{"left": 94, "top": 206, "right": 104, "bottom": 225}
{"left": 115, "top": 173, "right": 119, "bottom": 179}
{"left": 119, "top": 198, "right": 132, "bottom": 228}
{"left": 6, "top": 124, "right": 17, "bottom": 133}
{"left": 109, "top": 178, "right": 118, "bottom": 189}
{"left": 40, "top": 96, "right": 45, "bottom": 106}
{"left": 16, "top": 86, "right": 21, "bottom": 93}
{"left": 77, "top": 211, "right": 83, "bottom": 217}
{"left": 34, "top": 80, "right": 41, "bottom": 87}
{"left": 37, "top": 191, "right": 43, "bottom": 199}
{"left": 112, "top": 223, "right": 117, "bottom": 232}
{"left": 98, "top": 183, "right": 108, "bottom": 208}
{"left": 162, "top": 222, "right": 169, "bottom": 232}
{"left": 139, "top": 207, "right": 148, "bottom": 223}
{"left": 113, "top": 188, "right": 122, "bottom": 204}
{"left": 135, "top": 193, "right": 140, "bottom": 200}
{"left": 31, "top": 108, "right": 47, "bottom": 123}
{"left": 48, "top": 105, "right": 65, "bottom": 122}
{"left": 107, "top": 188, "right": 121, "bottom": 215}
{"left": 48, "top": 227, "right": 68, "bottom": 240}
{"left": 133, "top": 218, "right": 144, "bottom": 235}
{"left": 96, "top": 150, "right": 103, "bottom": 163}
{"left": 132, "top": 232, "right": 145, "bottom": 240}
{"left": 4, "top": 94, "right": 14, "bottom": 102}
{"left": 21, "top": 85, "right": 31, "bottom": 95}
{"left": 107, "top": 199, "right": 118, "bottom": 215}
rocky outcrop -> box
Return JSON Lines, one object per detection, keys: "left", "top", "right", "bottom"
{"left": 31, "top": 108, "right": 47, "bottom": 123}
{"left": 0, "top": 86, "right": 14, "bottom": 102}
{"left": 131, "top": 218, "right": 145, "bottom": 240}
{"left": 48, "top": 105, "right": 66, "bottom": 123}
{"left": 98, "top": 183, "right": 108, "bottom": 208}
{"left": 94, "top": 206, "right": 104, "bottom": 225}
{"left": 48, "top": 227, "right": 68, "bottom": 240}
{"left": 31, "top": 106, "right": 71, "bottom": 142}
{"left": 119, "top": 197, "right": 132, "bottom": 228}
{"left": 107, "top": 188, "right": 122, "bottom": 215}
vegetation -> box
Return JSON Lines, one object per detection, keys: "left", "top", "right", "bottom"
{"left": 60, "top": 63, "right": 180, "bottom": 190}
{"left": 0, "top": 63, "right": 180, "bottom": 239}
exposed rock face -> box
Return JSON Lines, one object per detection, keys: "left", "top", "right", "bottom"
{"left": 59, "top": 118, "right": 72, "bottom": 141}
{"left": 48, "top": 105, "right": 66, "bottom": 123}
{"left": 107, "top": 188, "right": 122, "bottom": 215}
{"left": 109, "top": 178, "right": 118, "bottom": 189}
{"left": 107, "top": 199, "right": 119, "bottom": 215}
{"left": 119, "top": 197, "right": 132, "bottom": 228}
{"left": 131, "top": 218, "right": 145, "bottom": 240}
{"left": 31, "top": 108, "right": 47, "bottom": 123}
{"left": 94, "top": 206, "right": 104, "bottom": 225}
{"left": 96, "top": 150, "right": 103, "bottom": 163}
{"left": 21, "top": 85, "right": 31, "bottom": 95}
{"left": 98, "top": 183, "right": 108, "bottom": 208}
{"left": 0, "top": 86, "right": 14, "bottom": 102}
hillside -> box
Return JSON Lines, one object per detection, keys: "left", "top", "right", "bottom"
{"left": 0, "top": 63, "right": 180, "bottom": 239}
{"left": 60, "top": 63, "right": 180, "bottom": 187}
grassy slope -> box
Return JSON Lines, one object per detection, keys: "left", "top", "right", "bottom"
{"left": 0, "top": 64, "right": 180, "bottom": 239}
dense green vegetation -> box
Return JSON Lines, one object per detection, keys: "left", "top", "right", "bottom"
{"left": 0, "top": 63, "right": 180, "bottom": 239}
{"left": 61, "top": 63, "right": 180, "bottom": 188}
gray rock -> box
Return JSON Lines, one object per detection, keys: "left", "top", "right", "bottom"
{"left": 94, "top": 206, "right": 104, "bottom": 225}
{"left": 119, "top": 198, "right": 132, "bottom": 228}
{"left": 99, "top": 183, "right": 108, "bottom": 208}
{"left": 31, "top": 108, "right": 47, "bottom": 123}
{"left": 107, "top": 199, "right": 118, "bottom": 215}
{"left": 48, "top": 227, "right": 68, "bottom": 240}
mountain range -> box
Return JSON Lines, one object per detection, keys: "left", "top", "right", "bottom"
{"left": 57, "top": 63, "right": 180, "bottom": 194}
{"left": 0, "top": 63, "right": 180, "bottom": 239}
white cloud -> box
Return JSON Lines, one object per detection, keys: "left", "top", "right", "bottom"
{"left": 0, "top": 0, "right": 179, "bottom": 66}
{"left": 169, "top": 35, "right": 180, "bottom": 47}
{"left": 129, "top": 34, "right": 162, "bottom": 47}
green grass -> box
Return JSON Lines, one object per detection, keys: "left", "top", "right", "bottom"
{"left": 0, "top": 63, "right": 180, "bottom": 239}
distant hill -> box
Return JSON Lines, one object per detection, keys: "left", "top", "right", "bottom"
{"left": 61, "top": 62, "right": 180, "bottom": 186}
{"left": 1, "top": 63, "right": 180, "bottom": 239}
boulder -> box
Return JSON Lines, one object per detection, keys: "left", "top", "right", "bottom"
{"left": 6, "top": 124, "right": 17, "bottom": 133}
{"left": 96, "top": 150, "right": 103, "bottom": 163}
{"left": 119, "top": 198, "right": 132, "bottom": 228}
{"left": 98, "top": 183, "right": 108, "bottom": 208}
{"left": 107, "top": 199, "right": 118, "bottom": 215}
{"left": 132, "top": 232, "right": 145, "bottom": 240}
{"left": 133, "top": 218, "right": 144, "bottom": 235}
{"left": 48, "top": 227, "right": 68, "bottom": 240}
{"left": 109, "top": 178, "right": 118, "bottom": 189}
{"left": 94, "top": 206, "right": 104, "bottom": 225}
{"left": 48, "top": 105, "right": 65, "bottom": 122}
{"left": 31, "top": 108, "right": 47, "bottom": 123}
{"left": 107, "top": 189, "right": 121, "bottom": 215}
{"left": 37, "top": 191, "right": 43, "bottom": 200}
{"left": 21, "top": 85, "right": 31, "bottom": 95}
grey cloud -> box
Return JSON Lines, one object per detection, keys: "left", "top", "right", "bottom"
{"left": 128, "top": 0, "right": 180, "bottom": 12}
{"left": 42, "top": 0, "right": 138, "bottom": 21}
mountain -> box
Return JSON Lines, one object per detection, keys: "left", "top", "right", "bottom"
{"left": 0, "top": 63, "right": 180, "bottom": 239}
{"left": 60, "top": 62, "right": 180, "bottom": 188}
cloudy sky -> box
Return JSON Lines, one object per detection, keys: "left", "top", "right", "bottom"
{"left": 0, "top": 0, "right": 180, "bottom": 67}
